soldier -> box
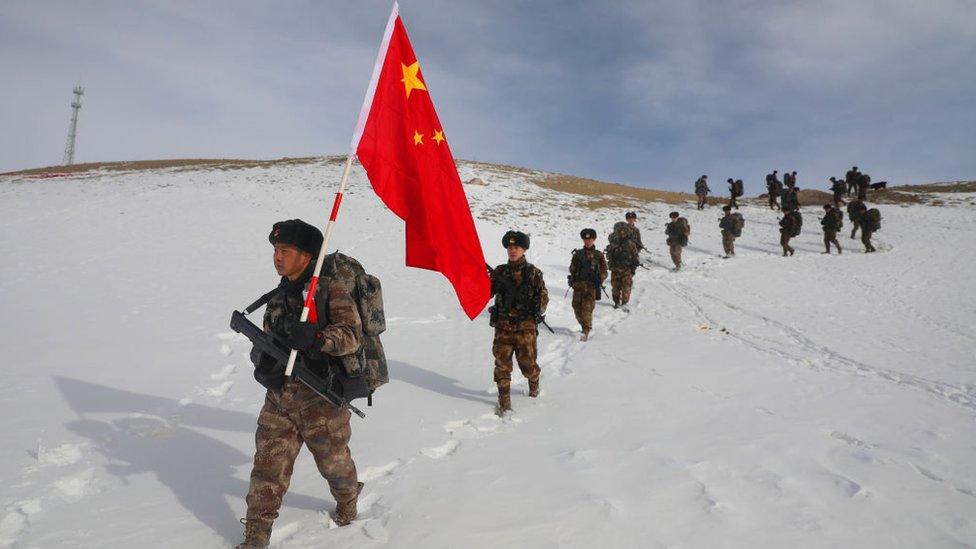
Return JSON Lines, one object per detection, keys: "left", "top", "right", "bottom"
{"left": 606, "top": 212, "right": 643, "bottom": 309}
{"left": 664, "top": 211, "right": 690, "bottom": 270}
{"left": 765, "top": 170, "right": 781, "bottom": 210}
{"left": 718, "top": 205, "right": 742, "bottom": 258}
{"left": 238, "top": 219, "right": 364, "bottom": 548}
{"left": 847, "top": 199, "right": 866, "bottom": 239}
{"left": 829, "top": 176, "right": 847, "bottom": 207}
{"left": 781, "top": 185, "right": 800, "bottom": 212}
{"left": 845, "top": 166, "right": 860, "bottom": 196}
{"left": 860, "top": 208, "right": 881, "bottom": 253}
{"left": 694, "top": 175, "right": 710, "bottom": 210}
{"left": 820, "top": 203, "right": 843, "bottom": 254}
{"left": 857, "top": 171, "right": 871, "bottom": 201}
{"left": 727, "top": 178, "right": 743, "bottom": 210}
{"left": 779, "top": 210, "right": 801, "bottom": 256}
{"left": 569, "top": 228, "right": 608, "bottom": 341}
{"left": 489, "top": 231, "right": 549, "bottom": 413}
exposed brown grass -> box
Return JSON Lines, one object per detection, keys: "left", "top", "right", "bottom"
{"left": 1, "top": 156, "right": 338, "bottom": 177}
{"left": 532, "top": 173, "right": 696, "bottom": 209}
{"left": 890, "top": 181, "right": 976, "bottom": 193}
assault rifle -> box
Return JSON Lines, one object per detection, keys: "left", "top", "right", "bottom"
{"left": 230, "top": 310, "right": 366, "bottom": 418}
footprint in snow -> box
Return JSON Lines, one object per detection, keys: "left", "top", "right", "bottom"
{"left": 420, "top": 439, "right": 460, "bottom": 459}
{"left": 210, "top": 364, "right": 237, "bottom": 380}
{"left": 205, "top": 381, "right": 234, "bottom": 397}
{"left": 359, "top": 460, "right": 403, "bottom": 482}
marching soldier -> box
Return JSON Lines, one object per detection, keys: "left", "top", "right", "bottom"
{"left": 718, "top": 205, "right": 741, "bottom": 258}
{"left": 779, "top": 210, "right": 801, "bottom": 256}
{"left": 606, "top": 212, "right": 643, "bottom": 309}
{"left": 845, "top": 166, "right": 860, "bottom": 196}
{"left": 665, "top": 211, "right": 690, "bottom": 270}
{"left": 847, "top": 199, "right": 866, "bottom": 239}
{"left": 238, "top": 219, "right": 364, "bottom": 548}
{"left": 821, "top": 203, "right": 843, "bottom": 254}
{"left": 489, "top": 231, "right": 549, "bottom": 413}
{"left": 829, "top": 176, "right": 847, "bottom": 207}
{"left": 569, "top": 228, "right": 608, "bottom": 341}
{"left": 766, "top": 170, "right": 781, "bottom": 210}
{"left": 694, "top": 175, "right": 710, "bottom": 210}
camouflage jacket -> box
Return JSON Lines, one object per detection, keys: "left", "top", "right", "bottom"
{"left": 665, "top": 218, "right": 690, "bottom": 245}
{"left": 569, "top": 246, "right": 608, "bottom": 288}
{"left": 847, "top": 200, "right": 866, "bottom": 222}
{"left": 250, "top": 263, "right": 363, "bottom": 388}
{"left": 490, "top": 258, "right": 549, "bottom": 331}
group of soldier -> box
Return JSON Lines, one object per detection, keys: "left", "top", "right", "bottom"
{"left": 695, "top": 167, "right": 883, "bottom": 257}
{"left": 234, "top": 168, "right": 887, "bottom": 547}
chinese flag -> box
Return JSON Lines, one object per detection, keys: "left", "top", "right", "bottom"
{"left": 353, "top": 2, "right": 490, "bottom": 320}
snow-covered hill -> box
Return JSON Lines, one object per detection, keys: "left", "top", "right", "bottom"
{"left": 1, "top": 158, "right": 974, "bottom": 548}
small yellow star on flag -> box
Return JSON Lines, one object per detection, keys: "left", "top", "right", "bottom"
{"left": 401, "top": 61, "right": 427, "bottom": 98}
{"left": 432, "top": 129, "right": 445, "bottom": 145}
{"left": 413, "top": 130, "right": 424, "bottom": 145}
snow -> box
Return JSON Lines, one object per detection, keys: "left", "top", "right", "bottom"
{"left": 1, "top": 159, "right": 974, "bottom": 548}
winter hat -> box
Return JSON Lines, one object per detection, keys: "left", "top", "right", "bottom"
{"left": 625, "top": 211, "right": 637, "bottom": 220}
{"left": 269, "top": 219, "right": 324, "bottom": 256}
{"left": 502, "top": 230, "right": 530, "bottom": 249}
{"left": 669, "top": 211, "right": 679, "bottom": 218}
{"left": 722, "top": 205, "right": 732, "bottom": 212}
{"left": 580, "top": 228, "right": 597, "bottom": 240}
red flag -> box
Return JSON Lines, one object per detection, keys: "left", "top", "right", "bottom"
{"left": 353, "top": 2, "right": 490, "bottom": 320}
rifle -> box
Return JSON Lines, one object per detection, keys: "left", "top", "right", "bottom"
{"left": 536, "top": 314, "right": 555, "bottom": 334}
{"left": 230, "top": 310, "right": 367, "bottom": 418}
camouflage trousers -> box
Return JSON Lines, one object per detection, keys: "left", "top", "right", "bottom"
{"left": 696, "top": 194, "right": 707, "bottom": 210}
{"left": 729, "top": 195, "right": 739, "bottom": 210}
{"left": 768, "top": 194, "right": 779, "bottom": 210}
{"left": 850, "top": 220, "right": 861, "bottom": 239}
{"left": 492, "top": 327, "right": 540, "bottom": 394}
{"left": 245, "top": 382, "right": 359, "bottom": 526}
{"left": 833, "top": 193, "right": 846, "bottom": 207}
{"left": 668, "top": 243, "right": 683, "bottom": 268}
{"left": 610, "top": 268, "right": 634, "bottom": 305}
{"left": 824, "top": 230, "right": 841, "bottom": 253}
{"left": 861, "top": 229, "right": 876, "bottom": 252}
{"left": 572, "top": 283, "right": 598, "bottom": 333}
{"left": 721, "top": 232, "right": 736, "bottom": 256}
{"left": 780, "top": 231, "right": 795, "bottom": 256}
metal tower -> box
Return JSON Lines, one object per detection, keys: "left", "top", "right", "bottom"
{"left": 62, "top": 85, "right": 84, "bottom": 165}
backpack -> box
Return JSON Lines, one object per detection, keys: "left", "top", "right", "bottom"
{"left": 730, "top": 213, "right": 744, "bottom": 237}
{"left": 781, "top": 211, "right": 802, "bottom": 237}
{"left": 667, "top": 218, "right": 690, "bottom": 246}
{"left": 320, "top": 252, "right": 388, "bottom": 393}
{"left": 822, "top": 209, "right": 843, "bottom": 232}
{"left": 694, "top": 178, "right": 707, "bottom": 194}
{"left": 607, "top": 222, "right": 639, "bottom": 268}
{"left": 732, "top": 180, "right": 744, "bottom": 197}
{"left": 863, "top": 208, "right": 882, "bottom": 232}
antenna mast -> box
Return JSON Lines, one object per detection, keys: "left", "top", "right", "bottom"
{"left": 62, "top": 85, "right": 84, "bottom": 165}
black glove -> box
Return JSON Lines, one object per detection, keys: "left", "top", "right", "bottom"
{"left": 281, "top": 318, "right": 320, "bottom": 351}
{"left": 535, "top": 314, "right": 546, "bottom": 325}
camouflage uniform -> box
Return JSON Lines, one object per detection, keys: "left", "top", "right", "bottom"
{"left": 569, "top": 246, "right": 608, "bottom": 334}
{"left": 861, "top": 229, "right": 876, "bottom": 252}
{"left": 821, "top": 207, "right": 843, "bottom": 254}
{"left": 244, "top": 266, "right": 363, "bottom": 535}
{"left": 766, "top": 172, "right": 782, "bottom": 210}
{"left": 490, "top": 258, "right": 548, "bottom": 409}
{"left": 665, "top": 217, "right": 690, "bottom": 269}
{"left": 830, "top": 178, "right": 847, "bottom": 207}
{"left": 719, "top": 214, "right": 737, "bottom": 256}
{"left": 694, "top": 177, "right": 710, "bottom": 210}
{"left": 606, "top": 223, "right": 642, "bottom": 307}
{"left": 779, "top": 213, "right": 799, "bottom": 256}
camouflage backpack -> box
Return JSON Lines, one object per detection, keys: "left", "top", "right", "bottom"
{"left": 823, "top": 209, "right": 843, "bottom": 232}
{"left": 606, "top": 222, "right": 639, "bottom": 268}
{"left": 782, "top": 211, "right": 802, "bottom": 237}
{"left": 863, "top": 208, "right": 882, "bottom": 232}
{"left": 732, "top": 180, "right": 744, "bottom": 197}
{"left": 730, "top": 213, "right": 745, "bottom": 237}
{"left": 320, "top": 252, "right": 388, "bottom": 393}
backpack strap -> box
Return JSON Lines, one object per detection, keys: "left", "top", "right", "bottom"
{"left": 244, "top": 286, "right": 282, "bottom": 314}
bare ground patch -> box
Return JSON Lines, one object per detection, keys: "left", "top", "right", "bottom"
{"left": 1, "top": 156, "right": 339, "bottom": 177}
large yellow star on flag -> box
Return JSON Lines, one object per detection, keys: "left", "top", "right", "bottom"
{"left": 432, "top": 129, "right": 445, "bottom": 145}
{"left": 401, "top": 61, "right": 427, "bottom": 98}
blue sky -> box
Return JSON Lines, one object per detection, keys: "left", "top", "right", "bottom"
{"left": 1, "top": 1, "right": 973, "bottom": 192}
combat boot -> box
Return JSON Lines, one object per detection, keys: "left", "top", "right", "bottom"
{"left": 236, "top": 518, "right": 271, "bottom": 549}
{"left": 580, "top": 331, "right": 589, "bottom": 342}
{"left": 334, "top": 481, "right": 364, "bottom": 526}
{"left": 497, "top": 389, "right": 512, "bottom": 414}
{"left": 528, "top": 380, "right": 540, "bottom": 397}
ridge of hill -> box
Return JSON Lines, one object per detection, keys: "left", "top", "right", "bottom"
{"left": 4, "top": 156, "right": 972, "bottom": 208}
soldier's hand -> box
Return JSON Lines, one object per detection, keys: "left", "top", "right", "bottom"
{"left": 281, "top": 318, "right": 320, "bottom": 351}
{"left": 535, "top": 314, "right": 546, "bottom": 325}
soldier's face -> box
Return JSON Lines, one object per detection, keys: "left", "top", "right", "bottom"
{"left": 507, "top": 245, "right": 525, "bottom": 262}
{"left": 627, "top": 218, "right": 636, "bottom": 225}
{"left": 583, "top": 237, "right": 596, "bottom": 248}
{"left": 273, "top": 243, "right": 312, "bottom": 280}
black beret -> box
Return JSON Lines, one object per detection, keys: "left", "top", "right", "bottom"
{"left": 625, "top": 211, "right": 637, "bottom": 219}
{"left": 580, "top": 228, "right": 597, "bottom": 239}
{"left": 269, "top": 219, "right": 323, "bottom": 257}
{"left": 502, "top": 230, "right": 529, "bottom": 249}
{"left": 669, "top": 211, "right": 679, "bottom": 218}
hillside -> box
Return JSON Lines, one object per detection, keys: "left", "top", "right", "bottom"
{"left": 0, "top": 158, "right": 974, "bottom": 548}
